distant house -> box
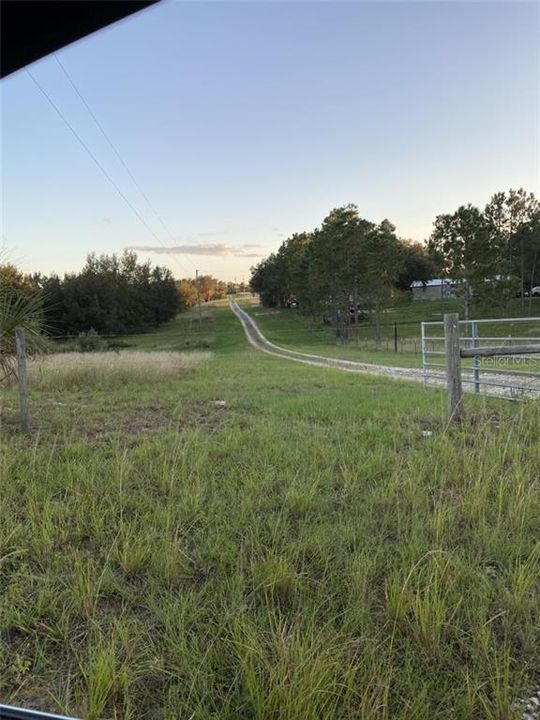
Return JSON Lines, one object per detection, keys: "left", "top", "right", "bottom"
{"left": 411, "top": 279, "right": 456, "bottom": 301}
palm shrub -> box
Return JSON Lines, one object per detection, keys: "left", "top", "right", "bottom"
{"left": 0, "top": 287, "right": 46, "bottom": 382}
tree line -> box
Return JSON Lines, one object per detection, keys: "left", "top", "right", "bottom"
{"left": 428, "top": 189, "right": 540, "bottom": 317}
{"left": 0, "top": 252, "right": 229, "bottom": 338}
{"left": 176, "top": 277, "right": 249, "bottom": 309}
{"left": 250, "top": 188, "right": 540, "bottom": 326}
{"left": 176, "top": 275, "right": 229, "bottom": 309}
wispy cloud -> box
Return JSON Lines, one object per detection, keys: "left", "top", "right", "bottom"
{"left": 127, "top": 243, "right": 265, "bottom": 258}
{"left": 194, "top": 231, "right": 228, "bottom": 238}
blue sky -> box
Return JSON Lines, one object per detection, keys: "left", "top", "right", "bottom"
{"left": 2, "top": 0, "right": 539, "bottom": 282}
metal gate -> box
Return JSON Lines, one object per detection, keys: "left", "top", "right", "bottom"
{"left": 421, "top": 316, "right": 540, "bottom": 399}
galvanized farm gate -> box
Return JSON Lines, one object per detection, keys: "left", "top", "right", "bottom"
{"left": 421, "top": 315, "right": 540, "bottom": 419}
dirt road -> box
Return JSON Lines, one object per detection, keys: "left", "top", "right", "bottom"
{"left": 229, "top": 297, "right": 434, "bottom": 384}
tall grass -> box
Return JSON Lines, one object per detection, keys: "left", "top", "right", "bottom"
{"left": 20, "top": 350, "right": 211, "bottom": 390}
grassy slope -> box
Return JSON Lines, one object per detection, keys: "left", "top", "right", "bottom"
{"left": 1, "top": 306, "right": 539, "bottom": 719}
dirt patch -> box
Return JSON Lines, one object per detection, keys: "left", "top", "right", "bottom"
{"left": 0, "top": 399, "right": 231, "bottom": 446}
{"left": 82, "top": 408, "right": 176, "bottom": 441}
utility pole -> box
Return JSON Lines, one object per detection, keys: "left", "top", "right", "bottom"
{"left": 195, "top": 269, "right": 203, "bottom": 328}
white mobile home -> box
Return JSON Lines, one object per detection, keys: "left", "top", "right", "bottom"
{"left": 411, "top": 279, "right": 456, "bottom": 301}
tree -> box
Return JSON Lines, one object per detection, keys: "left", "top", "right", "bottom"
{"left": 395, "top": 241, "right": 439, "bottom": 291}
{"left": 427, "top": 205, "right": 496, "bottom": 319}
{"left": 149, "top": 265, "right": 180, "bottom": 325}
{"left": 33, "top": 251, "right": 181, "bottom": 336}
{"left": 356, "top": 219, "right": 404, "bottom": 338}
{"left": 0, "top": 263, "right": 35, "bottom": 292}
{"left": 175, "top": 275, "right": 226, "bottom": 309}
{"left": 484, "top": 189, "right": 540, "bottom": 305}
{"left": 176, "top": 279, "right": 199, "bottom": 309}
{"left": 250, "top": 205, "right": 406, "bottom": 337}
{"left": 34, "top": 274, "right": 65, "bottom": 335}
{"left": 307, "top": 205, "right": 375, "bottom": 333}
{"left": 250, "top": 253, "right": 287, "bottom": 307}
{"left": 513, "top": 211, "right": 540, "bottom": 305}
{"left": 198, "top": 275, "right": 226, "bottom": 303}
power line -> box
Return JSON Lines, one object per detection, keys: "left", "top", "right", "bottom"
{"left": 25, "top": 67, "right": 194, "bottom": 278}
{"left": 53, "top": 54, "right": 197, "bottom": 274}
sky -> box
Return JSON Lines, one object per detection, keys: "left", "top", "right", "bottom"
{"left": 1, "top": 0, "right": 539, "bottom": 282}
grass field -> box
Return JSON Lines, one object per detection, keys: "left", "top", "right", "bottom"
{"left": 1, "top": 305, "right": 539, "bottom": 718}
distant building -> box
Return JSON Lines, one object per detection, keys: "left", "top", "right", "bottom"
{"left": 411, "top": 279, "right": 456, "bottom": 301}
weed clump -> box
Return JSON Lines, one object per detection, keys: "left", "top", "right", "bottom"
{"left": 75, "top": 329, "right": 109, "bottom": 353}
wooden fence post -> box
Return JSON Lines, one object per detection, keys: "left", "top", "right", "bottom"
{"left": 15, "top": 328, "right": 30, "bottom": 433}
{"left": 444, "top": 313, "right": 463, "bottom": 421}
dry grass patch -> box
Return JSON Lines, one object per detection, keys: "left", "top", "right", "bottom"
{"left": 0, "top": 396, "right": 229, "bottom": 445}
{"left": 22, "top": 350, "right": 211, "bottom": 390}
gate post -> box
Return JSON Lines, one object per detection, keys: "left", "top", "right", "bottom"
{"left": 420, "top": 321, "right": 428, "bottom": 386}
{"left": 471, "top": 320, "right": 480, "bottom": 393}
{"left": 444, "top": 314, "right": 463, "bottom": 421}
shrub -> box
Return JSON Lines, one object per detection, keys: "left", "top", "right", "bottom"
{"left": 75, "top": 329, "right": 108, "bottom": 353}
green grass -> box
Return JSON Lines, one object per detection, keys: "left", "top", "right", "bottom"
{"left": 1, "top": 305, "right": 539, "bottom": 718}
